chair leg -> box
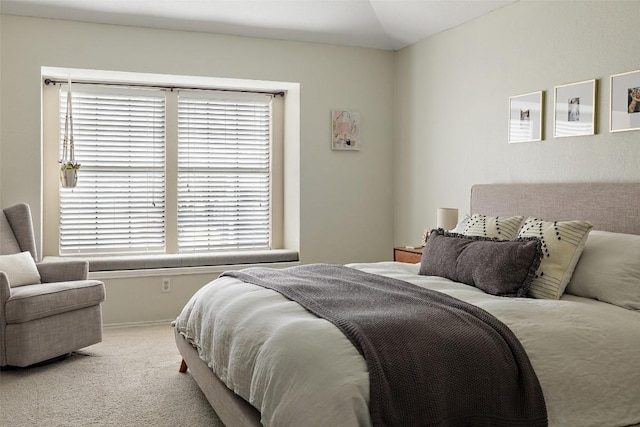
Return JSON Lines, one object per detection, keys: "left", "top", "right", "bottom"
{"left": 179, "top": 359, "right": 188, "bottom": 373}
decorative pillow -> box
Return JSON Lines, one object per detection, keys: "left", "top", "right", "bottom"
{"left": 463, "top": 214, "right": 524, "bottom": 240}
{"left": 0, "top": 251, "right": 41, "bottom": 287}
{"left": 518, "top": 217, "right": 592, "bottom": 299}
{"left": 565, "top": 230, "right": 640, "bottom": 310}
{"left": 419, "top": 229, "right": 542, "bottom": 297}
{"left": 450, "top": 213, "right": 470, "bottom": 233}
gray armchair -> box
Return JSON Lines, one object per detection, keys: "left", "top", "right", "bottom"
{"left": 0, "top": 203, "right": 105, "bottom": 367}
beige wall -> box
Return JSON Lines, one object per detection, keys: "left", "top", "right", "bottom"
{"left": 0, "top": 15, "right": 395, "bottom": 324}
{"left": 4, "top": 1, "right": 640, "bottom": 324}
{"left": 394, "top": 0, "right": 640, "bottom": 246}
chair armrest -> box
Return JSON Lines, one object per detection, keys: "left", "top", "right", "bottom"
{"left": 37, "top": 260, "right": 89, "bottom": 282}
{"left": 0, "top": 272, "right": 10, "bottom": 305}
{"left": 0, "top": 272, "right": 9, "bottom": 366}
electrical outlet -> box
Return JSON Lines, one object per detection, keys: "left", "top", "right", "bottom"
{"left": 161, "top": 278, "right": 171, "bottom": 293}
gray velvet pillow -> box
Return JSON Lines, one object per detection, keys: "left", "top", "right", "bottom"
{"left": 419, "top": 229, "right": 542, "bottom": 297}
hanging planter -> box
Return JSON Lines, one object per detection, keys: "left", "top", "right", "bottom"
{"left": 60, "top": 77, "right": 80, "bottom": 188}
{"left": 60, "top": 165, "right": 78, "bottom": 188}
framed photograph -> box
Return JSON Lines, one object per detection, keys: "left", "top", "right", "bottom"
{"left": 331, "top": 110, "right": 361, "bottom": 151}
{"left": 554, "top": 79, "right": 596, "bottom": 138}
{"left": 610, "top": 69, "right": 640, "bottom": 132}
{"left": 508, "top": 91, "right": 543, "bottom": 143}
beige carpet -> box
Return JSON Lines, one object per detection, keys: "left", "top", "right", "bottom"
{"left": 0, "top": 323, "right": 224, "bottom": 426}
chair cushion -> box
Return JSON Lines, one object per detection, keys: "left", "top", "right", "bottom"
{"left": 5, "top": 280, "right": 105, "bottom": 324}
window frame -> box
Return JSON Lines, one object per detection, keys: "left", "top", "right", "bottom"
{"left": 176, "top": 89, "right": 273, "bottom": 253}
{"left": 42, "top": 77, "right": 285, "bottom": 258}
{"left": 57, "top": 84, "right": 168, "bottom": 256}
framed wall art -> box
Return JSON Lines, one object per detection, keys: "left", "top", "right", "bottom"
{"left": 331, "top": 110, "right": 361, "bottom": 151}
{"left": 554, "top": 79, "right": 596, "bottom": 138}
{"left": 508, "top": 91, "right": 543, "bottom": 143}
{"left": 610, "top": 69, "right": 640, "bottom": 132}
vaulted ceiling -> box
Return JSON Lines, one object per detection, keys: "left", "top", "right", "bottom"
{"left": 1, "top": 0, "right": 516, "bottom": 50}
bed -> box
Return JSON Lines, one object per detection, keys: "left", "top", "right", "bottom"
{"left": 174, "top": 182, "right": 640, "bottom": 427}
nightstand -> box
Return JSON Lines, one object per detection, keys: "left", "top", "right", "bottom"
{"left": 393, "top": 246, "right": 423, "bottom": 263}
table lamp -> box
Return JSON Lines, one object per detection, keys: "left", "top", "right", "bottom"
{"left": 437, "top": 208, "right": 458, "bottom": 230}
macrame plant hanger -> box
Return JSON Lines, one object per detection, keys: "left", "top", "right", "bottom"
{"left": 60, "top": 77, "right": 79, "bottom": 188}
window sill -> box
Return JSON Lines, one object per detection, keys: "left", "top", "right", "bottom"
{"left": 43, "top": 249, "right": 299, "bottom": 279}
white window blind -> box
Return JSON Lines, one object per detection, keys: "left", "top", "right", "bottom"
{"left": 177, "top": 91, "right": 272, "bottom": 252}
{"left": 58, "top": 86, "right": 166, "bottom": 255}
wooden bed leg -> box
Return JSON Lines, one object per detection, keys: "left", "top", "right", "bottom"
{"left": 179, "top": 359, "right": 188, "bottom": 373}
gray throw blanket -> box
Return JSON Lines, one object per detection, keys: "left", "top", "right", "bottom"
{"left": 222, "top": 264, "right": 547, "bottom": 427}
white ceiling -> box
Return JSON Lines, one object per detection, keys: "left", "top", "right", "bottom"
{"left": 0, "top": 0, "right": 517, "bottom": 51}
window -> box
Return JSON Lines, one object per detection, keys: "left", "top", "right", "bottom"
{"left": 59, "top": 88, "right": 166, "bottom": 254}
{"left": 177, "top": 92, "right": 272, "bottom": 252}
{"left": 55, "top": 84, "right": 276, "bottom": 256}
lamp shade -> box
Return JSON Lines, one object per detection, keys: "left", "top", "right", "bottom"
{"left": 437, "top": 208, "right": 458, "bottom": 230}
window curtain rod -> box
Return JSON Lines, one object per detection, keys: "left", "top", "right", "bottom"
{"left": 43, "top": 78, "right": 285, "bottom": 97}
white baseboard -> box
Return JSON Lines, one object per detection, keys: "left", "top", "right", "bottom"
{"left": 103, "top": 319, "right": 174, "bottom": 329}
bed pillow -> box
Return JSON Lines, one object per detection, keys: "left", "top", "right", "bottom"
{"left": 463, "top": 214, "right": 524, "bottom": 240}
{"left": 419, "top": 229, "right": 542, "bottom": 297}
{"left": 0, "top": 251, "right": 41, "bottom": 287}
{"left": 518, "top": 217, "right": 592, "bottom": 299}
{"left": 565, "top": 230, "right": 640, "bottom": 310}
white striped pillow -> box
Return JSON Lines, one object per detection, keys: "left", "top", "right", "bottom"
{"left": 463, "top": 214, "right": 524, "bottom": 240}
{"left": 518, "top": 217, "right": 592, "bottom": 299}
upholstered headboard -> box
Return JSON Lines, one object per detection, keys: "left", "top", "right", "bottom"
{"left": 470, "top": 183, "right": 640, "bottom": 235}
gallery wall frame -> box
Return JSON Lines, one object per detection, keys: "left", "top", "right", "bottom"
{"left": 331, "top": 110, "right": 361, "bottom": 151}
{"left": 553, "top": 79, "right": 596, "bottom": 138}
{"left": 610, "top": 69, "right": 640, "bottom": 133}
{"left": 508, "top": 91, "right": 543, "bottom": 143}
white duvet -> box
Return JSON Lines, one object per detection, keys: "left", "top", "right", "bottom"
{"left": 174, "top": 262, "right": 640, "bottom": 427}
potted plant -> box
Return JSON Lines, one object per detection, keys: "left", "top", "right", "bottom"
{"left": 60, "top": 160, "right": 80, "bottom": 188}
